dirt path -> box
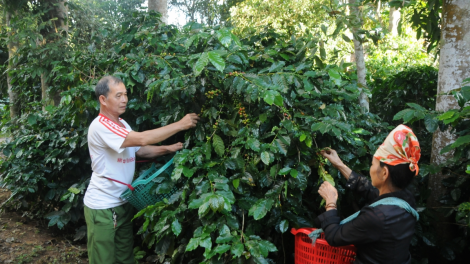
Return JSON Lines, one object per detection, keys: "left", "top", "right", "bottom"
{"left": 0, "top": 189, "right": 88, "bottom": 263}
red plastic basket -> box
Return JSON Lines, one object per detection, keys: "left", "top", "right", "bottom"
{"left": 291, "top": 228, "right": 356, "bottom": 264}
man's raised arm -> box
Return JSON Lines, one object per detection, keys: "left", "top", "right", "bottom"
{"left": 121, "top": 113, "right": 199, "bottom": 148}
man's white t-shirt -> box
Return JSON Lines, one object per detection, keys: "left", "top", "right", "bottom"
{"left": 84, "top": 114, "right": 140, "bottom": 209}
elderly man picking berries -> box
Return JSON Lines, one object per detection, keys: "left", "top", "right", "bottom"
{"left": 84, "top": 76, "right": 199, "bottom": 263}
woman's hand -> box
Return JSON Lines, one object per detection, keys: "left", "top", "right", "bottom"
{"left": 320, "top": 148, "right": 352, "bottom": 180}
{"left": 318, "top": 181, "right": 338, "bottom": 205}
{"left": 320, "top": 148, "right": 344, "bottom": 168}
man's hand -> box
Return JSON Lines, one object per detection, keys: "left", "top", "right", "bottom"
{"left": 167, "top": 142, "right": 183, "bottom": 153}
{"left": 178, "top": 114, "right": 200, "bottom": 130}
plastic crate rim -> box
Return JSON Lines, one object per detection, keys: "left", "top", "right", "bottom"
{"left": 131, "top": 157, "right": 174, "bottom": 189}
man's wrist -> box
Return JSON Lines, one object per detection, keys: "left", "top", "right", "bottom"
{"left": 165, "top": 145, "right": 174, "bottom": 154}
{"left": 174, "top": 120, "right": 185, "bottom": 132}
{"left": 166, "top": 144, "right": 177, "bottom": 154}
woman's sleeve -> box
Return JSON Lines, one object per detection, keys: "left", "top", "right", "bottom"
{"left": 317, "top": 207, "right": 384, "bottom": 247}
{"left": 347, "top": 171, "right": 379, "bottom": 203}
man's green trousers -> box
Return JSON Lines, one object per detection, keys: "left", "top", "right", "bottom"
{"left": 84, "top": 203, "right": 134, "bottom": 264}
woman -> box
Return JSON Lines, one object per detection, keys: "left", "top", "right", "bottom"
{"left": 317, "top": 125, "right": 421, "bottom": 264}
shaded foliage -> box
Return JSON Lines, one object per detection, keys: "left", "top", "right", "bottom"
{"left": 1, "top": 1, "right": 468, "bottom": 264}
{"left": 394, "top": 79, "right": 470, "bottom": 263}
{"left": 370, "top": 65, "right": 438, "bottom": 163}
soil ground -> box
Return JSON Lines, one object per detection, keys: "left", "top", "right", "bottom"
{"left": 0, "top": 189, "right": 88, "bottom": 263}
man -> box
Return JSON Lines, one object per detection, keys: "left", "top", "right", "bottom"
{"left": 84, "top": 76, "right": 199, "bottom": 263}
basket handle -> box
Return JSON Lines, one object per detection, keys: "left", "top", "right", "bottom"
{"left": 131, "top": 157, "right": 175, "bottom": 189}
{"left": 290, "top": 228, "right": 317, "bottom": 236}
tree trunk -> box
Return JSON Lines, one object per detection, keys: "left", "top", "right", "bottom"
{"left": 51, "top": 0, "right": 68, "bottom": 33}
{"left": 375, "top": 0, "right": 383, "bottom": 28}
{"left": 41, "top": 0, "right": 68, "bottom": 108}
{"left": 343, "top": 0, "right": 354, "bottom": 63}
{"left": 41, "top": 73, "right": 49, "bottom": 111}
{"left": 388, "top": 7, "right": 400, "bottom": 36}
{"left": 148, "top": 0, "right": 168, "bottom": 24}
{"left": 53, "top": 1, "right": 67, "bottom": 106}
{"left": 6, "top": 10, "right": 19, "bottom": 119}
{"left": 428, "top": 0, "right": 470, "bottom": 249}
{"left": 349, "top": 0, "right": 369, "bottom": 112}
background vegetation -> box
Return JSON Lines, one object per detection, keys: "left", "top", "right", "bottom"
{"left": 0, "top": 0, "right": 469, "bottom": 263}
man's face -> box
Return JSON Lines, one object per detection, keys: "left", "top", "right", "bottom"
{"left": 102, "top": 82, "right": 128, "bottom": 116}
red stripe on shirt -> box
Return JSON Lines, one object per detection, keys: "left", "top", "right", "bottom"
{"left": 98, "top": 116, "right": 129, "bottom": 138}
{"left": 98, "top": 114, "right": 130, "bottom": 135}
{"left": 100, "top": 116, "right": 129, "bottom": 134}
{"left": 99, "top": 119, "right": 128, "bottom": 138}
{"left": 99, "top": 119, "right": 127, "bottom": 138}
{"left": 99, "top": 114, "right": 126, "bottom": 128}
{"left": 99, "top": 116, "right": 129, "bottom": 135}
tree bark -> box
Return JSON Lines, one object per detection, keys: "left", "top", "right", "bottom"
{"left": 375, "top": 0, "right": 383, "bottom": 28}
{"left": 41, "top": 73, "right": 49, "bottom": 110}
{"left": 52, "top": 1, "right": 67, "bottom": 106}
{"left": 428, "top": 0, "right": 470, "bottom": 248}
{"left": 41, "top": 0, "right": 68, "bottom": 108}
{"left": 349, "top": 0, "right": 369, "bottom": 112}
{"left": 6, "top": 10, "right": 19, "bottom": 119}
{"left": 51, "top": 0, "right": 68, "bottom": 33}
{"left": 149, "top": 0, "right": 168, "bottom": 24}
{"left": 388, "top": 7, "right": 400, "bottom": 36}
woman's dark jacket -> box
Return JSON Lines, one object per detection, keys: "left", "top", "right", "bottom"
{"left": 317, "top": 171, "right": 417, "bottom": 264}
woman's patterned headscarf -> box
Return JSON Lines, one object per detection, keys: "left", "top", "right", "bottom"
{"left": 373, "top": 124, "right": 421, "bottom": 175}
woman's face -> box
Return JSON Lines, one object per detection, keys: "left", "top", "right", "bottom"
{"left": 369, "top": 158, "right": 383, "bottom": 188}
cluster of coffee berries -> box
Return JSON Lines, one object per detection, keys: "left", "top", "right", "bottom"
{"left": 213, "top": 121, "right": 219, "bottom": 129}
{"left": 226, "top": 71, "right": 245, "bottom": 78}
{"left": 205, "top": 89, "right": 222, "bottom": 99}
{"left": 238, "top": 104, "right": 250, "bottom": 124}
{"left": 161, "top": 52, "right": 176, "bottom": 56}
{"left": 244, "top": 153, "right": 252, "bottom": 162}
{"left": 283, "top": 112, "right": 291, "bottom": 120}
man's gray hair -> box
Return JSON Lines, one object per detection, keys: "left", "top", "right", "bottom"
{"left": 95, "top": 76, "right": 123, "bottom": 100}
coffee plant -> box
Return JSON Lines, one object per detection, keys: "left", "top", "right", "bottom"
{"left": 110, "top": 13, "right": 388, "bottom": 264}
{"left": 0, "top": 85, "right": 97, "bottom": 238}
